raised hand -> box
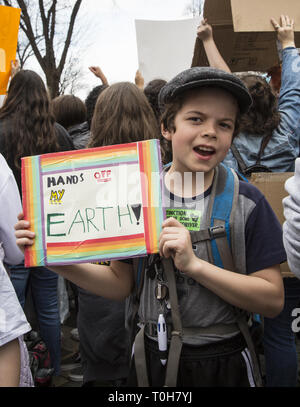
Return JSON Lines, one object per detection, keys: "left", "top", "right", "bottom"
{"left": 197, "top": 18, "right": 213, "bottom": 42}
{"left": 271, "top": 15, "right": 295, "bottom": 49}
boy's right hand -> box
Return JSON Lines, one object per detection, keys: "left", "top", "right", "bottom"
{"left": 14, "top": 213, "right": 35, "bottom": 254}
{"left": 197, "top": 19, "right": 213, "bottom": 42}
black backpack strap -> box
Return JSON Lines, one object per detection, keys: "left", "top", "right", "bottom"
{"left": 134, "top": 324, "right": 149, "bottom": 387}
{"left": 230, "top": 144, "right": 248, "bottom": 175}
{"left": 231, "top": 137, "right": 272, "bottom": 176}
{"left": 236, "top": 312, "right": 263, "bottom": 387}
{"left": 160, "top": 257, "right": 183, "bottom": 387}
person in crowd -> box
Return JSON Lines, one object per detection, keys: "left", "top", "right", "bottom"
{"left": 64, "top": 81, "right": 159, "bottom": 386}
{"left": 0, "top": 69, "right": 74, "bottom": 379}
{"left": 283, "top": 158, "right": 300, "bottom": 279}
{"left": 197, "top": 15, "right": 300, "bottom": 387}
{"left": 52, "top": 95, "right": 89, "bottom": 150}
{"left": 0, "top": 153, "right": 33, "bottom": 387}
{"left": 15, "top": 66, "right": 285, "bottom": 387}
{"left": 143, "top": 78, "right": 171, "bottom": 164}
{"left": 59, "top": 69, "right": 111, "bottom": 382}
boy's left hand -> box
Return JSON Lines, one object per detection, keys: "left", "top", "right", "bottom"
{"left": 159, "top": 217, "right": 197, "bottom": 274}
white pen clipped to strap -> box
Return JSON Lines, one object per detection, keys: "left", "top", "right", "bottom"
{"left": 157, "top": 313, "right": 168, "bottom": 365}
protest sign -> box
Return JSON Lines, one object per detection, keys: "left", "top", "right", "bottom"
{"left": 250, "top": 172, "right": 294, "bottom": 278}
{"left": 0, "top": 5, "right": 21, "bottom": 95}
{"left": 22, "top": 139, "right": 165, "bottom": 267}
{"left": 230, "top": 0, "right": 300, "bottom": 32}
{"left": 192, "top": 0, "right": 300, "bottom": 73}
{"left": 135, "top": 18, "right": 199, "bottom": 85}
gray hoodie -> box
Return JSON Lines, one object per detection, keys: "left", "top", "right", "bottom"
{"left": 283, "top": 158, "right": 300, "bottom": 279}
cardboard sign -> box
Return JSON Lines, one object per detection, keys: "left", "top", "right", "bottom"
{"left": 22, "top": 140, "right": 165, "bottom": 267}
{"left": 192, "top": 0, "right": 300, "bottom": 72}
{"left": 250, "top": 172, "right": 294, "bottom": 278}
{"left": 135, "top": 18, "right": 199, "bottom": 85}
{"left": 0, "top": 5, "right": 21, "bottom": 95}
{"left": 231, "top": 0, "right": 300, "bottom": 32}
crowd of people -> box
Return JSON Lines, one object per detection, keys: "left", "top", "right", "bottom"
{"left": 1, "top": 14, "right": 300, "bottom": 388}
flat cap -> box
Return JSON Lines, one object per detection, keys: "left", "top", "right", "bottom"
{"left": 158, "top": 67, "right": 252, "bottom": 114}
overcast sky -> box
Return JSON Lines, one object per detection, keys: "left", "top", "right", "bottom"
{"left": 57, "top": 0, "right": 203, "bottom": 99}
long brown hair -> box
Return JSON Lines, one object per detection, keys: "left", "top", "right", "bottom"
{"left": 238, "top": 75, "right": 281, "bottom": 142}
{"left": 0, "top": 70, "right": 58, "bottom": 170}
{"left": 88, "top": 82, "right": 159, "bottom": 148}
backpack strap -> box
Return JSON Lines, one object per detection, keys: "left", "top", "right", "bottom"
{"left": 230, "top": 144, "right": 249, "bottom": 176}
{"left": 134, "top": 324, "right": 149, "bottom": 386}
{"left": 231, "top": 139, "right": 272, "bottom": 178}
{"left": 191, "top": 164, "right": 238, "bottom": 270}
{"left": 162, "top": 257, "right": 183, "bottom": 387}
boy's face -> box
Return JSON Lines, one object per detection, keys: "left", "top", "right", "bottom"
{"left": 162, "top": 87, "right": 238, "bottom": 177}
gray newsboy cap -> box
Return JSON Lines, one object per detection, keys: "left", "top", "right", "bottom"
{"left": 158, "top": 67, "right": 252, "bottom": 114}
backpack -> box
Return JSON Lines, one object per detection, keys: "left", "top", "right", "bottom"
{"left": 129, "top": 163, "right": 263, "bottom": 387}
{"left": 25, "top": 333, "right": 54, "bottom": 387}
{"left": 230, "top": 136, "right": 272, "bottom": 179}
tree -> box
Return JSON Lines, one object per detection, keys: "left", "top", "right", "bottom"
{"left": 184, "top": 0, "right": 203, "bottom": 17}
{"left": 1, "top": 0, "right": 83, "bottom": 98}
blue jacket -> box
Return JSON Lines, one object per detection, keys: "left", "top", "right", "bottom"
{"left": 223, "top": 47, "right": 300, "bottom": 173}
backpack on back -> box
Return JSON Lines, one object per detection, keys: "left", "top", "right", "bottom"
{"left": 230, "top": 136, "right": 272, "bottom": 179}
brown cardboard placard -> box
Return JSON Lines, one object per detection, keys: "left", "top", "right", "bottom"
{"left": 231, "top": 0, "right": 300, "bottom": 32}
{"left": 192, "top": 0, "right": 300, "bottom": 72}
{"left": 250, "top": 172, "right": 294, "bottom": 278}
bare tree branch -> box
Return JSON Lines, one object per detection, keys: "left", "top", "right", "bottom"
{"left": 57, "top": 0, "right": 82, "bottom": 75}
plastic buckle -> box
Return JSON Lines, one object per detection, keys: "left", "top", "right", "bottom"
{"left": 209, "top": 225, "right": 226, "bottom": 240}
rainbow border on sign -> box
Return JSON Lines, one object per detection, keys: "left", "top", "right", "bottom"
{"left": 22, "top": 139, "right": 165, "bottom": 267}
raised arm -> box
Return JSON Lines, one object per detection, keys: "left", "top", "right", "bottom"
{"left": 135, "top": 70, "right": 145, "bottom": 90}
{"left": 197, "top": 19, "right": 231, "bottom": 73}
{"left": 271, "top": 15, "right": 295, "bottom": 49}
{"left": 270, "top": 15, "right": 300, "bottom": 149}
{"left": 89, "top": 66, "right": 109, "bottom": 85}
{"left": 10, "top": 60, "right": 20, "bottom": 79}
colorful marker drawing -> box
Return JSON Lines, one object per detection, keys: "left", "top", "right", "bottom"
{"left": 22, "top": 139, "right": 165, "bottom": 267}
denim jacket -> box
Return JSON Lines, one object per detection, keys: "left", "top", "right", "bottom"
{"left": 223, "top": 47, "right": 300, "bottom": 173}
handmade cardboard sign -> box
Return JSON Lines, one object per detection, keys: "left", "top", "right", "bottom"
{"left": 22, "top": 140, "right": 165, "bottom": 267}
{"left": 250, "top": 172, "right": 294, "bottom": 278}
{"left": 230, "top": 0, "right": 300, "bottom": 32}
{"left": 0, "top": 5, "right": 21, "bottom": 95}
{"left": 192, "top": 0, "right": 300, "bottom": 73}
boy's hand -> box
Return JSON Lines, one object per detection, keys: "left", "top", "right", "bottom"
{"left": 14, "top": 213, "right": 35, "bottom": 254}
{"left": 159, "top": 217, "right": 197, "bottom": 274}
{"left": 271, "top": 15, "right": 295, "bottom": 49}
{"left": 197, "top": 19, "right": 213, "bottom": 42}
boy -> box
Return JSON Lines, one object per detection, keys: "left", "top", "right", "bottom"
{"left": 15, "top": 68, "right": 285, "bottom": 387}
